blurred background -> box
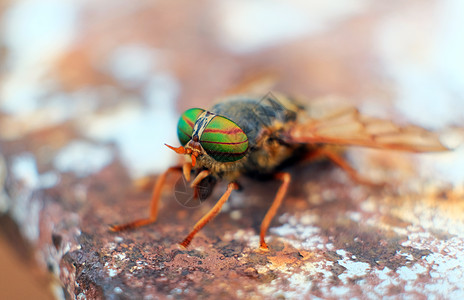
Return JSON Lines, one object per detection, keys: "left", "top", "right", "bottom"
{"left": 1, "top": 0, "right": 463, "bottom": 299}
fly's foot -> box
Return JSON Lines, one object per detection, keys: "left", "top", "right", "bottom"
{"left": 109, "top": 218, "right": 157, "bottom": 232}
{"left": 258, "top": 244, "right": 270, "bottom": 253}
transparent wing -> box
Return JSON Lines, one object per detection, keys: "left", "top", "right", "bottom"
{"left": 285, "top": 104, "right": 448, "bottom": 152}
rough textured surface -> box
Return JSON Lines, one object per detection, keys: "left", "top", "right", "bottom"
{"left": 1, "top": 0, "right": 464, "bottom": 299}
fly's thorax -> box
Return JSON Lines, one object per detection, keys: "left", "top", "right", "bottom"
{"left": 209, "top": 95, "right": 305, "bottom": 145}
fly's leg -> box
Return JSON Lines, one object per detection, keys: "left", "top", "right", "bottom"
{"left": 110, "top": 166, "right": 183, "bottom": 232}
{"left": 190, "top": 170, "right": 210, "bottom": 188}
{"left": 305, "top": 148, "right": 380, "bottom": 186}
{"left": 183, "top": 162, "right": 192, "bottom": 182}
{"left": 259, "top": 172, "right": 291, "bottom": 252}
{"left": 180, "top": 182, "right": 239, "bottom": 248}
{"left": 190, "top": 170, "right": 211, "bottom": 200}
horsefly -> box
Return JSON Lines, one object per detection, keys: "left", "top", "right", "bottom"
{"left": 110, "top": 93, "right": 447, "bottom": 251}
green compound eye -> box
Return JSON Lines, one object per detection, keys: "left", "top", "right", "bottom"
{"left": 200, "top": 115, "right": 248, "bottom": 162}
{"left": 177, "top": 108, "right": 205, "bottom": 145}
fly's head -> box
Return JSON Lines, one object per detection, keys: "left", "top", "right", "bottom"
{"left": 165, "top": 108, "right": 249, "bottom": 169}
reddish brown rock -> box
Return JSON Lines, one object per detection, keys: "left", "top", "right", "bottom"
{"left": 1, "top": 1, "right": 463, "bottom": 299}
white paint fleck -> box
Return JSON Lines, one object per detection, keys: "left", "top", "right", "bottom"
{"left": 398, "top": 200, "right": 464, "bottom": 238}
{"left": 270, "top": 215, "right": 323, "bottom": 250}
{"left": 53, "top": 141, "right": 113, "bottom": 177}
{"left": 372, "top": 268, "right": 399, "bottom": 296}
{"left": 144, "top": 73, "right": 180, "bottom": 107}
{"left": 0, "top": 88, "right": 101, "bottom": 140}
{"left": 114, "top": 287, "right": 123, "bottom": 294}
{"left": 1, "top": 0, "right": 78, "bottom": 119}
{"left": 105, "top": 45, "right": 160, "bottom": 87}
{"left": 330, "top": 286, "right": 351, "bottom": 297}
{"left": 78, "top": 73, "right": 180, "bottom": 177}
{"left": 11, "top": 154, "right": 41, "bottom": 188}
{"left": 108, "top": 268, "right": 118, "bottom": 277}
{"left": 323, "top": 243, "right": 334, "bottom": 251}
{"left": 360, "top": 198, "right": 377, "bottom": 213}
{"left": 348, "top": 211, "right": 362, "bottom": 222}
{"left": 230, "top": 210, "right": 242, "bottom": 220}
{"left": 1, "top": 73, "right": 50, "bottom": 116}
{"left": 77, "top": 292, "right": 86, "bottom": 300}
{"left": 116, "top": 253, "right": 126, "bottom": 261}
{"left": 399, "top": 252, "right": 414, "bottom": 261}
{"left": 299, "top": 213, "right": 317, "bottom": 225}
{"left": 417, "top": 146, "right": 464, "bottom": 186}
{"left": 51, "top": 281, "right": 66, "bottom": 300}
{"left": 377, "top": 5, "right": 464, "bottom": 129}
{"left": 283, "top": 273, "right": 312, "bottom": 298}
{"left": 2, "top": 0, "right": 77, "bottom": 67}
{"left": 397, "top": 265, "right": 418, "bottom": 281}
{"left": 39, "top": 171, "right": 60, "bottom": 189}
{"left": 338, "top": 259, "right": 370, "bottom": 284}
{"left": 213, "top": 0, "right": 368, "bottom": 53}
{"left": 10, "top": 192, "right": 43, "bottom": 242}
{"left": 10, "top": 153, "right": 60, "bottom": 191}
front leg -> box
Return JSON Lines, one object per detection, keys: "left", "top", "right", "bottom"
{"left": 180, "top": 182, "right": 239, "bottom": 248}
{"left": 109, "top": 165, "right": 183, "bottom": 232}
{"left": 259, "top": 172, "right": 291, "bottom": 252}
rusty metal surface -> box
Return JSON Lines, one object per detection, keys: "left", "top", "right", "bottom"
{"left": 1, "top": 0, "right": 464, "bottom": 299}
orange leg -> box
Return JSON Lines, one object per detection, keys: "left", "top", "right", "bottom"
{"left": 180, "top": 182, "right": 239, "bottom": 248}
{"left": 110, "top": 166, "right": 183, "bottom": 232}
{"left": 259, "top": 172, "right": 291, "bottom": 252}
{"left": 305, "top": 148, "right": 379, "bottom": 186}
{"left": 183, "top": 162, "right": 192, "bottom": 182}
{"left": 190, "top": 170, "right": 211, "bottom": 188}
{"left": 190, "top": 170, "right": 211, "bottom": 200}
